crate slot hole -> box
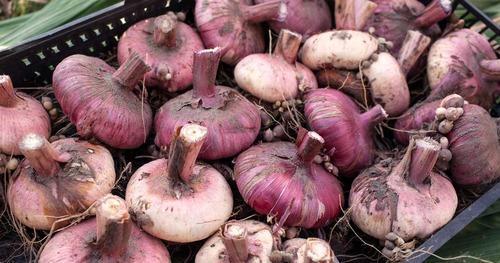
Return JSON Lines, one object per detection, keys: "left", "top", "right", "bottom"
{"left": 51, "top": 46, "right": 60, "bottom": 53}
{"left": 94, "top": 29, "right": 101, "bottom": 36}
{"left": 120, "top": 17, "right": 127, "bottom": 24}
{"left": 107, "top": 23, "right": 114, "bottom": 30}
{"left": 89, "top": 47, "right": 95, "bottom": 52}
{"left": 22, "top": 58, "right": 31, "bottom": 66}
{"left": 48, "top": 65, "right": 54, "bottom": 71}
{"left": 34, "top": 71, "right": 41, "bottom": 77}
{"left": 80, "top": 34, "right": 88, "bottom": 42}
{"left": 65, "top": 40, "right": 74, "bottom": 47}
{"left": 37, "top": 52, "right": 45, "bottom": 59}
{"left": 114, "top": 35, "right": 119, "bottom": 41}
{"left": 101, "top": 41, "right": 107, "bottom": 47}
{"left": 143, "top": 7, "right": 148, "bottom": 12}
{"left": 165, "top": 0, "right": 171, "bottom": 8}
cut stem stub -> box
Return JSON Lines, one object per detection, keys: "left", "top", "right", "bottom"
{"left": 222, "top": 222, "right": 249, "bottom": 263}
{"left": 19, "top": 134, "right": 62, "bottom": 177}
{"left": 397, "top": 30, "right": 431, "bottom": 76}
{"left": 297, "top": 129, "right": 325, "bottom": 164}
{"left": 192, "top": 48, "right": 224, "bottom": 108}
{"left": 408, "top": 137, "right": 441, "bottom": 185}
{"left": 153, "top": 14, "right": 177, "bottom": 48}
{"left": 113, "top": 52, "right": 151, "bottom": 89}
{"left": 240, "top": 0, "right": 286, "bottom": 23}
{"left": 273, "top": 29, "right": 302, "bottom": 64}
{"left": 95, "top": 194, "right": 132, "bottom": 256}
{"left": 167, "top": 124, "right": 208, "bottom": 185}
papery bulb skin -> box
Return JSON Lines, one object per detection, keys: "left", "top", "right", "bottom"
{"left": 155, "top": 48, "right": 260, "bottom": 160}
{"left": 362, "top": 52, "right": 410, "bottom": 116}
{"left": 52, "top": 53, "right": 152, "bottom": 149}
{"left": 363, "top": 0, "right": 451, "bottom": 56}
{"left": 300, "top": 30, "right": 379, "bottom": 70}
{"left": 304, "top": 89, "right": 387, "bottom": 177}
{"left": 7, "top": 134, "right": 115, "bottom": 230}
{"left": 234, "top": 131, "right": 344, "bottom": 228}
{"left": 349, "top": 138, "right": 458, "bottom": 241}
{"left": 117, "top": 13, "right": 204, "bottom": 92}
{"left": 447, "top": 104, "right": 500, "bottom": 185}
{"left": 127, "top": 124, "right": 233, "bottom": 242}
{"left": 235, "top": 30, "right": 317, "bottom": 102}
{"left": 195, "top": 0, "right": 287, "bottom": 65}
{"left": 394, "top": 100, "right": 440, "bottom": 144}
{"left": 195, "top": 220, "right": 274, "bottom": 263}
{"left": 254, "top": 0, "right": 331, "bottom": 39}
{"left": 39, "top": 195, "right": 170, "bottom": 263}
{"left": 0, "top": 75, "right": 50, "bottom": 155}
{"left": 427, "top": 29, "right": 500, "bottom": 110}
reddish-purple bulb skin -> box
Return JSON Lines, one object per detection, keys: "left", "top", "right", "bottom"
{"left": 195, "top": 0, "right": 285, "bottom": 65}
{"left": 0, "top": 94, "right": 50, "bottom": 156}
{"left": 447, "top": 104, "right": 500, "bottom": 186}
{"left": 363, "top": 0, "right": 442, "bottom": 55}
{"left": 155, "top": 86, "right": 260, "bottom": 160}
{"left": 304, "top": 89, "right": 387, "bottom": 177}
{"left": 254, "top": 0, "right": 331, "bottom": 39}
{"left": 39, "top": 218, "right": 171, "bottom": 263}
{"left": 427, "top": 29, "right": 500, "bottom": 110}
{"left": 117, "top": 19, "right": 204, "bottom": 93}
{"left": 393, "top": 100, "right": 440, "bottom": 144}
{"left": 53, "top": 55, "right": 152, "bottom": 149}
{"left": 234, "top": 141, "right": 344, "bottom": 228}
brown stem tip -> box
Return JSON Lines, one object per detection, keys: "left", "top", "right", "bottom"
{"left": 167, "top": 124, "right": 208, "bottom": 186}
{"left": 96, "top": 194, "right": 132, "bottom": 256}
{"left": 414, "top": 0, "right": 452, "bottom": 28}
{"left": 241, "top": 0, "right": 287, "bottom": 23}
{"left": 297, "top": 130, "right": 324, "bottom": 164}
{"left": 408, "top": 137, "right": 440, "bottom": 185}
{"left": 274, "top": 29, "right": 302, "bottom": 64}
{"left": 192, "top": 48, "right": 224, "bottom": 108}
{"left": 19, "top": 134, "right": 61, "bottom": 177}
{"left": 153, "top": 14, "right": 178, "bottom": 48}
{"left": 398, "top": 30, "right": 431, "bottom": 76}
{"left": 222, "top": 222, "right": 249, "bottom": 263}
{"left": 113, "top": 52, "right": 151, "bottom": 89}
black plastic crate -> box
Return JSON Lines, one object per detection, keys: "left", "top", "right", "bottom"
{"left": 0, "top": 0, "right": 498, "bottom": 262}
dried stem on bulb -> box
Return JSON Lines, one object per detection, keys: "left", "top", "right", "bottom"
{"left": 296, "top": 128, "right": 324, "bottom": 163}
{"left": 303, "top": 238, "right": 335, "bottom": 263}
{"left": 397, "top": 30, "right": 431, "bottom": 76}
{"left": 414, "top": 0, "right": 452, "bottom": 28}
{"left": 95, "top": 195, "right": 132, "bottom": 256}
{"left": 273, "top": 29, "right": 302, "bottom": 64}
{"left": 222, "top": 222, "right": 249, "bottom": 263}
{"left": 167, "top": 124, "right": 208, "bottom": 187}
{"left": 335, "top": 0, "right": 378, "bottom": 30}
{"left": 192, "top": 48, "right": 224, "bottom": 108}
{"left": 153, "top": 14, "right": 177, "bottom": 48}
{"left": 112, "top": 52, "right": 151, "bottom": 89}
{"left": 240, "top": 0, "right": 286, "bottom": 23}
{"left": 0, "top": 75, "right": 19, "bottom": 107}
{"left": 360, "top": 105, "right": 388, "bottom": 127}
{"left": 406, "top": 138, "right": 441, "bottom": 185}
{"left": 19, "top": 134, "right": 65, "bottom": 177}
{"left": 479, "top": 59, "right": 500, "bottom": 81}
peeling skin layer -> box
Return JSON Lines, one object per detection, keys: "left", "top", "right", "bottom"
{"left": 427, "top": 29, "right": 500, "bottom": 110}
{"left": 0, "top": 93, "right": 50, "bottom": 155}
{"left": 447, "top": 104, "right": 500, "bottom": 185}
{"left": 195, "top": 0, "right": 266, "bottom": 65}
{"left": 155, "top": 86, "right": 260, "bottom": 160}
{"left": 117, "top": 19, "right": 203, "bottom": 92}
{"left": 300, "top": 30, "right": 379, "bottom": 70}
{"left": 7, "top": 138, "right": 115, "bottom": 230}
{"left": 126, "top": 159, "right": 233, "bottom": 242}
{"left": 195, "top": 220, "right": 273, "bottom": 263}
{"left": 234, "top": 141, "right": 343, "bottom": 228}
{"left": 350, "top": 158, "right": 457, "bottom": 241}
{"left": 254, "top": 0, "right": 331, "bottom": 38}
{"left": 53, "top": 54, "right": 152, "bottom": 149}
{"left": 305, "top": 89, "right": 384, "bottom": 177}
{"left": 234, "top": 53, "right": 318, "bottom": 102}
{"left": 363, "top": 0, "right": 441, "bottom": 55}
{"left": 38, "top": 218, "right": 170, "bottom": 263}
